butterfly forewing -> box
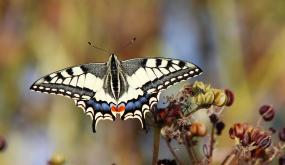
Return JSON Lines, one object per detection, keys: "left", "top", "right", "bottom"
{"left": 122, "top": 58, "right": 202, "bottom": 95}
{"left": 30, "top": 63, "right": 117, "bottom": 132}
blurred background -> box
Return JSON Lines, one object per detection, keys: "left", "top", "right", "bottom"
{"left": 0, "top": 0, "right": 285, "bottom": 164}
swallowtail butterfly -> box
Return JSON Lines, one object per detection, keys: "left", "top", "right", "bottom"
{"left": 30, "top": 54, "right": 202, "bottom": 132}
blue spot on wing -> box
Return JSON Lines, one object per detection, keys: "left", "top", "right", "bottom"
{"left": 86, "top": 99, "right": 110, "bottom": 112}
{"left": 125, "top": 94, "right": 150, "bottom": 112}
{"left": 125, "top": 102, "right": 135, "bottom": 111}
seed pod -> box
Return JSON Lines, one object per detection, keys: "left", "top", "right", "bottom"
{"left": 269, "top": 127, "right": 276, "bottom": 134}
{"left": 213, "top": 90, "right": 227, "bottom": 107}
{"left": 279, "top": 155, "right": 285, "bottom": 165}
{"left": 209, "top": 114, "right": 219, "bottom": 124}
{"left": 232, "top": 123, "right": 245, "bottom": 139}
{"left": 250, "top": 128, "right": 261, "bottom": 143}
{"left": 251, "top": 148, "right": 266, "bottom": 158}
{"left": 241, "top": 132, "right": 250, "bottom": 146}
{"left": 279, "top": 128, "right": 285, "bottom": 142}
{"left": 259, "top": 105, "right": 275, "bottom": 121}
{"left": 157, "top": 159, "right": 177, "bottom": 165}
{"left": 224, "top": 89, "right": 234, "bottom": 106}
{"left": 190, "top": 122, "right": 207, "bottom": 137}
{"left": 229, "top": 128, "right": 235, "bottom": 139}
{"left": 216, "top": 121, "right": 225, "bottom": 135}
{"left": 257, "top": 135, "right": 271, "bottom": 149}
{"left": 0, "top": 136, "right": 7, "bottom": 152}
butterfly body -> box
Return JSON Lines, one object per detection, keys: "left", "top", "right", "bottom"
{"left": 30, "top": 54, "right": 202, "bottom": 132}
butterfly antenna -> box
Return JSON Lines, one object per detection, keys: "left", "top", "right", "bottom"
{"left": 88, "top": 42, "right": 112, "bottom": 55}
{"left": 115, "top": 36, "right": 136, "bottom": 54}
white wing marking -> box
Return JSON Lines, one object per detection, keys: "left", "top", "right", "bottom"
{"left": 152, "top": 68, "right": 163, "bottom": 78}
{"left": 56, "top": 78, "right": 63, "bottom": 84}
{"left": 84, "top": 73, "right": 97, "bottom": 91}
{"left": 159, "top": 68, "right": 169, "bottom": 75}
{"left": 172, "top": 64, "right": 181, "bottom": 70}
{"left": 72, "top": 67, "right": 84, "bottom": 75}
{"left": 159, "top": 60, "right": 168, "bottom": 67}
{"left": 61, "top": 71, "right": 70, "bottom": 78}
{"left": 77, "top": 74, "right": 85, "bottom": 88}
{"left": 169, "top": 67, "right": 175, "bottom": 72}
{"left": 145, "top": 59, "right": 157, "bottom": 67}
{"left": 145, "top": 68, "right": 157, "bottom": 81}
{"left": 63, "top": 77, "right": 71, "bottom": 85}
{"left": 70, "top": 77, "right": 78, "bottom": 86}
{"left": 50, "top": 77, "right": 57, "bottom": 83}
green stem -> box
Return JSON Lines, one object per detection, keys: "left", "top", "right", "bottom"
{"left": 152, "top": 127, "right": 161, "bottom": 165}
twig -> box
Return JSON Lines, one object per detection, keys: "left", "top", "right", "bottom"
{"left": 165, "top": 139, "right": 184, "bottom": 165}
{"left": 208, "top": 123, "right": 215, "bottom": 162}
{"left": 184, "top": 136, "right": 199, "bottom": 164}
{"left": 152, "top": 126, "right": 161, "bottom": 165}
{"left": 221, "top": 150, "right": 236, "bottom": 165}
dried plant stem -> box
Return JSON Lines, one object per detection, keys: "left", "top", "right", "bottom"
{"left": 152, "top": 127, "right": 161, "bottom": 165}
{"left": 221, "top": 150, "right": 237, "bottom": 165}
{"left": 208, "top": 124, "right": 215, "bottom": 162}
{"left": 165, "top": 140, "right": 184, "bottom": 165}
{"left": 256, "top": 116, "right": 263, "bottom": 127}
{"left": 184, "top": 136, "right": 199, "bottom": 164}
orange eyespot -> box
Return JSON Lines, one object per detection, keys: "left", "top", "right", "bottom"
{"left": 111, "top": 105, "right": 125, "bottom": 112}
{"left": 111, "top": 106, "right": 117, "bottom": 112}
{"left": 117, "top": 105, "right": 125, "bottom": 112}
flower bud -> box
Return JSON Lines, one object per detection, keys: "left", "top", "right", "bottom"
{"left": 213, "top": 90, "right": 227, "bottom": 107}
{"left": 190, "top": 122, "right": 207, "bottom": 137}
{"left": 259, "top": 105, "right": 275, "bottom": 121}
{"left": 48, "top": 154, "right": 65, "bottom": 165}
{"left": 193, "top": 81, "right": 205, "bottom": 91}
{"left": 204, "top": 91, "right": 215, "bottom": 105}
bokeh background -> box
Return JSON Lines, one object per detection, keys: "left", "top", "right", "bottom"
{"left": 1, "top": 0, "right": 285, "bottom": 164}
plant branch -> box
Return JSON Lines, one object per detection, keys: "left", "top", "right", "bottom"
{"left": 221, "top": 150, "right": 237, "bottom": 165}
{"left": 152, "top": 126, "right": 161, "bottom": 165}
{"left": 184, "top": 136, "right": 199, "bottom": 164}
{"left": 208, "top": 123, "right": 215, "bottom": 161}
{"left": 165, "top": 139, "right": 184, "bottom": 165}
